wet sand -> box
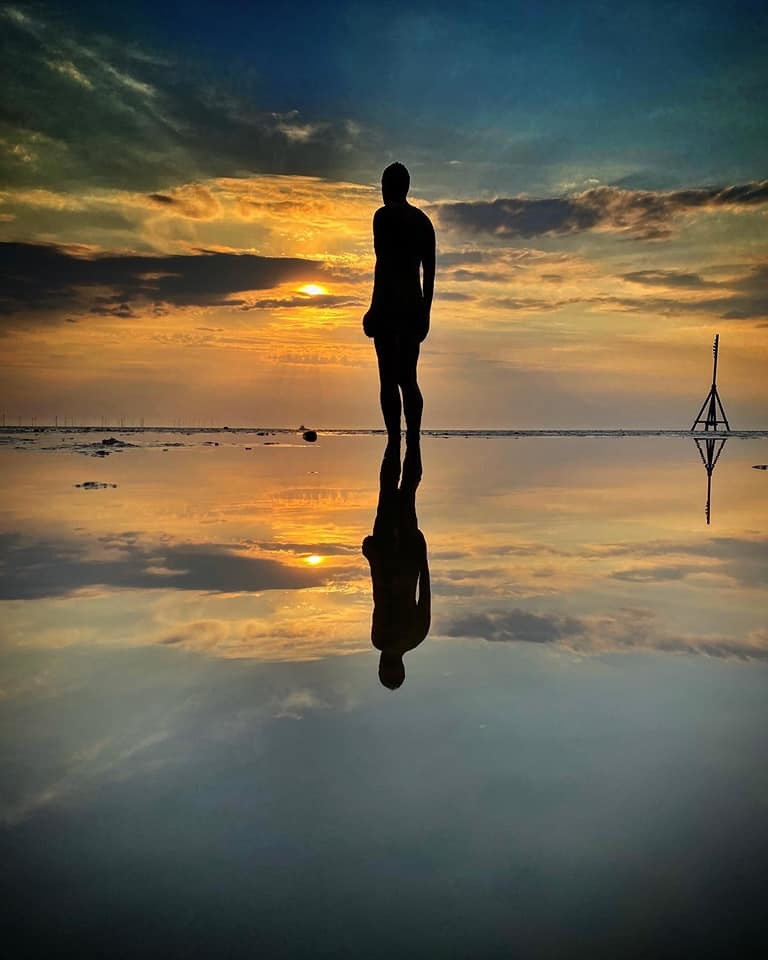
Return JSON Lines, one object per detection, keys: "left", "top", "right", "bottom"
{"left": 1, "top": 432, "right": 767, "bottom": 957}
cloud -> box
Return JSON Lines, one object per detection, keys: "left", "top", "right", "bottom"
{"left": 151, "top": 610, "right": 369, "bottom": 662}
{"left": 442, "top": 608, "right": 583, "bottom": 644}
{"left": 0, "top": 8, "right": 372, "bottom": 192}
{"left": 436, "top": 291, "right": 474, "bottom": 302}
{"left": 489, "top": 295, "right": 582, "bottom": 312}
{"left": 438, "top": 604, "right": 768, "bottom": 661}
{"left": 245, "top": 539, "right": 360, "bottom": 557}
{"left": 600, "top": 534, "right": 768, "bottom": 590}
{"left": 45, "top": 58, "right": 94, "bottom": 89}
{"left": 450, "top": 269, "right": 508, "bottom": 283}
{"left": 434, "top": 255, "right": 768, "bottom": 324}
{"left": 0, "top": 660, "right": 354, "bottom": 824}
{"left": 435, "top": 247, "right": 600, "bottom": 314}
{"left": 438, "top": 251, "right": 490, "bottom": 267}
{"left": 610, "top": 564, "right": 706, "bottom": 583}
{"left": 243, "top": 294, "right": 361, "bottom": 311}
{"left": 606, "top": 261, "right": 768, "bottom": 322}
{"left": 0, "top": 174, "right": 381, "bottom": 274}
{"left": 0, "top": 241, "right": 329, "bottom": 320}
{"left": 620, "top": 269, "right": 720, "bottom": 288}
{"left": 434, "top": 181, "right": 768, "bottom": 240}
{"left": 0, "top": 532, "right": 322, "bottom": 599}
{"left": 718, "top": 262, "right": 768, "bottom": 321}
{"left": 144, "top": 184, "right": 221, "bottom": 220}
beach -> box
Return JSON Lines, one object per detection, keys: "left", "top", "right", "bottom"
{"left": 2, "top": 430, "right": 767, "bottom": 956}
{"left": 3, "top": 0, "right": 767, "bottom": 952}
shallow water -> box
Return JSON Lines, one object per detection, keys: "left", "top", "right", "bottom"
{"left": 1, "top": 433, "right": 767, "bottom": 958}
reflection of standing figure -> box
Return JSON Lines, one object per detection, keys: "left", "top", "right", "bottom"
{"left": 362, "top": 437, "right": 431, "bottom": 689}
{"left": 363, "top": 162, "right": 435, "bottom": 440}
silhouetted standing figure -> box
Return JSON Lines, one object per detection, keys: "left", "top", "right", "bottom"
{"left": 363, "top": 163, "right": 435, "bottom": 439}
{"left": 362, "top": 437, "right": 431, "bottom": 689}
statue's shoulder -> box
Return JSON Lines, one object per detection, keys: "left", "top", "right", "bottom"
{"left": 410, "top": 204, "right": 434, "bottom": 231}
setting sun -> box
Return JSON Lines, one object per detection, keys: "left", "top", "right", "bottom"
{"left": 298, "top": 284, "right": 327, "bottom": 296}
{"left": 305, "top": 554, "right": 323, "bottom": 565}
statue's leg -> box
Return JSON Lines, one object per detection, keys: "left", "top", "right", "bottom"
{"left": 375, "top": 337, "right": 402, "bottom": 438}
{"left": 399, "top": 339, "right": 423, "bottom": 438}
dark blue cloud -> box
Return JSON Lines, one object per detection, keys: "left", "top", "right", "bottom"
{"left": 434, "top": 182, "right": 768, "bottom": 240}
{"left": 442, "top": 607, "right": 583, "bottom": 644}
{"left": 0, "top": 242, "right": 329, "bottom": 321}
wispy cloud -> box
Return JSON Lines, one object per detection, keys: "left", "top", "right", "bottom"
{"left": 45, "top": 58, "right": 94, "bottom": 89}
{"left": 605, "top": 261, "right": 768, "bottom": 322}
{"left": 597, "top": 534, "right": 768, "bottom": 590}
{"left": 155, "top": 612, "right": 369, "bottom": 662}
{"left": 620, "top": 269, "right": 720, "bottom": 289}
{"left": 0, "top": 7, "right": 371, "bottom": 191}
{"left": 243, "top": 294, "right": 361, "bottom": 311}
{"left": 144, "top": 185, "right": 222, "bottom": 220}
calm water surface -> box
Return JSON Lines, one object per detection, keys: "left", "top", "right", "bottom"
{"left": 1, "top": 433, "right": 767, "bottom": 958}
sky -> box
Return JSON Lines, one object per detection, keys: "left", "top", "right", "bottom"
{"left": 1, "top": 0, "right": 766, "bottom": 428}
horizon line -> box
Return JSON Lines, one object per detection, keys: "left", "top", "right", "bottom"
{"left": 2, "top": 425, "right": 766, "bottom": 437}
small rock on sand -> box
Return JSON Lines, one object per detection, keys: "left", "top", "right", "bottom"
{"left": 753, "top": 464, "right": 768, "bottom": 470}
{"left": 102, "top": 437, "right": 137, "bottom": 447}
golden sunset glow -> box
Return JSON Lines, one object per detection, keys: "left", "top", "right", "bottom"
{"left": 0, "top": 1, "right": 766, "bottom": 431}
{"left": 3, "top": 4, "right": 767, "bottom": 950}
{"left": 2, "top": 166, "right": 766, "bottom": 428}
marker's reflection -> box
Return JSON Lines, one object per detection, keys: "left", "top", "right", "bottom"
{"left": 362, "top": 437, "right": 431, "bottom": 689}
{"left": 693, "top": 436, "right": 727, "bottom": 525}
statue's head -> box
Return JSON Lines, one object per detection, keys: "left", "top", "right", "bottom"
{"left": 381, "top": 162, "right": 410, "bottom": 204}
{"left": 378, "top": 650, "right": 405, "bottom": 689}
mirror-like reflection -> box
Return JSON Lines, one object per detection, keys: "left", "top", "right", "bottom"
{"left": 363, "top": 437, "right": 430, "bottom": 688}
{"left": 1, "top": 432, "right": 767, "bottom": 959}
{"left": 694, "top": 436, "right": 727, "bottom": 525}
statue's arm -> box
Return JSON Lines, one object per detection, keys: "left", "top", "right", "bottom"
{"left": 364, "top": 209, "right": 384, "bottom": 328}
{"left": 421, "top": 217, "right": 435, "bottom": 322}
{"left": 415, "top": 531, "right": 431, "bottom": 637}
{"left": 372, "top": 208, "right": 385, "bottom": 293}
